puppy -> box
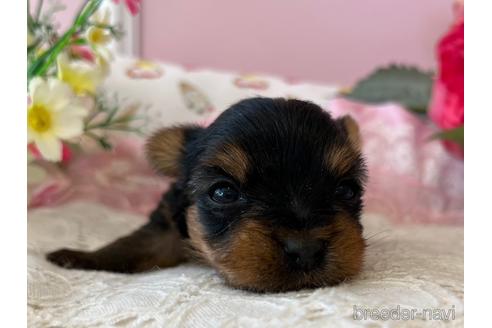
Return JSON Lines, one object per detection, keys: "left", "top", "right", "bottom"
{"left": 47, "top": 97, "right": 367, "bottom": 293}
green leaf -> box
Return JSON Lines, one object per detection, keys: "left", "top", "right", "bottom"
{"left": 431, "top": 126, "right": 464, "bottom": 147}
{"left": 74, "top": 0, "right": 103, "bottom": 26}
{"left": 71, "top": 38, "right": 88, "bottom": 45}
{"left": 344, "top": 65, "right": 434, "bottom": 114}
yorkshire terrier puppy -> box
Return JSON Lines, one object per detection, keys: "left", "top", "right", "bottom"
{"left": 47, "top": 97, "right": 367, "bottom": 293}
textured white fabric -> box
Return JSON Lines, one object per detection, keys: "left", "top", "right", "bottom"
{"left": 28, "top": 202, "right": 463, "bottom": 327}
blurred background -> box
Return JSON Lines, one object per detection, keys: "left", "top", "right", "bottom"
{"left": 37, "top": 0, "right": 454, "bottom": 85}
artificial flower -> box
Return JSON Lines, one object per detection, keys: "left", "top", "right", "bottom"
{"left": 27, "top": 78, "right": 87, "bottom": 161}
{"left": 429, "top": 0, "right": 464, "bottom": 158}
{"left": 70, "top": 44, "right": 113, "bottom": 74}
{"left": 87, "top": 8, "right": 112, "bottom": 47}
{"left": 28, "top": 142, "right": 73, "bottom": 164}
{"left": 34, "top": 44, "right": 50, "bottom": 58}
{"left": 95, "top": 51, "right": 112, "bottom": 77}
{"left": 113, "top": 0, "right": 141, "bottom": 16}
{"left": 70, "top": 45, "right": 96, "bottom": 63}
{"left": 57, "top": 52, "right": 105, "bottom": 95}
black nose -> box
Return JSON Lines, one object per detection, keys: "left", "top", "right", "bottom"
{"left": 282, "top": 238, "right": 325, "bottom": 271}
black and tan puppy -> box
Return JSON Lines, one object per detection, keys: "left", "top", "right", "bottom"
{"left": 47, "top": 97, "right": 367, "bottom": 293}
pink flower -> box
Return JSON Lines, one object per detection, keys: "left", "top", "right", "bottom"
{"left": 429, "top": 2, "right": 464, "bottom": 158}
{"left": 113, "top": 0, "right": 141, "bottom": 16}
{"left": 70, "top": 45, "right": 96, "bottom": 63}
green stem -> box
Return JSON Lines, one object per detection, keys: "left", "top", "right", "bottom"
{"left": 98, "top": 126, "right": 142, "bottom": 133}
{"left": 74, "top": 0, "right": 103, "bottom": 26}
{"left": 85, "top": 131, "right": 113, "bottom": 150}
{"left": 27, "top": 26, "right": 75, "bottom": 79}
{"left": 84, "top": 108, "right": 102, "bottom": 126}
{"left": 27, "top": 0, "right": 103, "bottom": 82}
{"left": 85, "top": 116, "right": 142, "bottom": 131}
{"left": 27, "top": 1, "right": 33, "bottom": 30}
{"left": 104, "top": 106, "right": 120, "bottom": 124}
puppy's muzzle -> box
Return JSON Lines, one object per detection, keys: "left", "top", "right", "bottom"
{"left": 281, "top": 238, "right": 326, "bottom": 271}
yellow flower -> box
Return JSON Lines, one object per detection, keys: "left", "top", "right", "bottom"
{"left": 87, "top": 26, "right": 112, "bottom": 46}
{"left": 87, "top": 8, "right": 112, "bottom": 46}
{"left": 35, "top": 44, "right": 49, "bottom": 58}
{"left": 57, "top": 53, "right": 104, "bottom": 95}
{"left": 27, "top": 78, "right": 87, "bottom": 161}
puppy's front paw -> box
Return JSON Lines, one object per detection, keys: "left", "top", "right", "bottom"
{"left": 46, "top": 248, "right": 94, "bottom": 270}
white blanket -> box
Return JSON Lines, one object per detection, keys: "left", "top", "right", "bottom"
{"left": 28, "top": 202, "right": 463, "bottom": 327}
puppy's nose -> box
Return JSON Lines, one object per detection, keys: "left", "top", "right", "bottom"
{"left": 282, "top": 238, "right": 325, "bottom": 271}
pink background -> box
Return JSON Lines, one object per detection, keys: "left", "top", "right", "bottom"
{"left": 140, "top": 0, "right": 454, "bottom": 85}
{"left": 36, "top": 0, "right": 454, "bottom": 84}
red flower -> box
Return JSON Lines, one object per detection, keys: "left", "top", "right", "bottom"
{"left": 429, "top": 3, "right": 464, "bottom": 158}
{"left": 113, "top": 0, "right": 141, "bottom": 16}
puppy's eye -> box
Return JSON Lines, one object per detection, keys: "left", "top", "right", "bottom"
{"left": 209, "top": 183, "right": 239, "bottom": 204}
{"left": 334, "top": 182, "right": 356, "bottom": 200}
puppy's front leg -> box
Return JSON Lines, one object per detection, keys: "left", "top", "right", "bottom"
{"left": 46, "top": 185, "right": 188, "bottom": 273}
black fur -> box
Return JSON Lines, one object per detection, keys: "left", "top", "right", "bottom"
{"left": 179, "top": 98, "right": 366, "bottom": 242}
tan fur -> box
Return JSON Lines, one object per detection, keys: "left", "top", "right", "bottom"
{"left": 186, "top": 205, "right": 216, "bottom": 265}
{"left": 311, "top": 215, "right": 365, "bottom": 281}
{"left": 205, "top": 143, "right": 250, "bottom": 183}
{"left": 215, "top": 220, "right": 282, "bottom": 291}
{"left": 340, "top": 115, "right": 361, "bottom": 150}
{"left": 325, "top": 145, "right": 359, "bottom": 175}
{"left": 324, "top": 116, "right": 362, "bottom": 175}
{"left": 200, "top": 214, "right": 365, "bottom": 292}
{"left": 145, "top": 126, "right": 187, "bottom": 177}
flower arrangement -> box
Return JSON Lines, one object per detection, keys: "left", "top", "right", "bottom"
{"left": 27, "top": 0, "right": 143, "bottom": 162}
{"left": 343, "top": 1, "right": 464, "bottom": 159}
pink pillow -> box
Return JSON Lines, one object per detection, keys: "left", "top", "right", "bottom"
{"left": 328, "top": 98, "right": 463, "bottom": 225}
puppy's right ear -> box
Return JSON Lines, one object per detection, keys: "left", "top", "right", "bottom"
{"left": 337, "top": 115, "right": 361, "bottom": 151}
{"left": 145, "top": 125, "right": 203, "bottom": 177}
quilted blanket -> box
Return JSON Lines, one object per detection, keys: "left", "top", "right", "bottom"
{"left": 28, "top": 202, "right": 463, "bottom": 327}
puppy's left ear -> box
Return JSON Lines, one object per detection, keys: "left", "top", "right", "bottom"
{"left": 337, "top": 115, "right": 361, "bottom": 150}
{"left": 146, "top": 125, "right": 203, "bottom": 177}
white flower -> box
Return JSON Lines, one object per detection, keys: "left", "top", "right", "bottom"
{"left": 89, "top": 7, "right": 112, "bottom": 27}
{"left": 27, "top": 78, "right": 87, "bottom": 161}
{"left": 87, "top": 8, "right": 112, "bottom": 47}
{"left": 87, "top": 7, "right": 115, "bottom": 68}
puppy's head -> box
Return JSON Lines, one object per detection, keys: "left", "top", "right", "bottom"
{"left": 147, "top": 98, "right": 367, "bottom": 292}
